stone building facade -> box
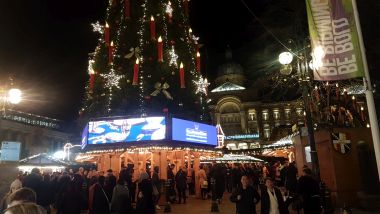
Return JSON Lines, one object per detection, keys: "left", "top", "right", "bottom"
{"left": 208, "top": 48, "right": 305, "bottom": 150}
{"left": 0, "top": 109, "right": 71, "bottom": 159}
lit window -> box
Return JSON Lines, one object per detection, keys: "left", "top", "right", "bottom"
{"left": 296, "top": 108, "right": 303, "bottom": 116}
{"left": 248, "top": 109, "right": 256, "bottom": 121}
{"left": 285, "top": 108, "right": 291, "bottom": 119}
{"left": 262, "top": 110, "right": 269, "bottom": 121}
{"left": 273, "top": 109, "right": 280, "bottom": 120}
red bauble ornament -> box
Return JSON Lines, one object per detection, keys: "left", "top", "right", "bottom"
{"left": 144, "top": 95, "right": 151, "bottom": 100}
{"left": 163, "top": 108, "right": 169, "bottom": 113}
{"left": 170, "top": 40, "right": 175, "bottom": 45}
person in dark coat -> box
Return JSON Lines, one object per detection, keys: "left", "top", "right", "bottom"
{"left": 231, "top": 164, "right": 242, "bottom": 192}
{"left": 285, "top": 162, "right": 298, "bottom": 194}
{"left": 56, "top": 174, "right": 83, "bottom": 214}
{"left": 297, "top": 168, "right": 321, "bottom": 214}
{"left": 88, "top": 176, "right": 110, "bottom": 214}
{"left": 105, "top": 173, "right": 117, "bottom": 201}
{"left": 111, "top": 176, "right": 132, "bottom": 214}
{"left": 214, "top": 164, "right": 226, "bottom": 203}
{"left": 166, "top": 164, "right": 176, "bottom": 203}
{"left": 261, "top": 178, "right": 288, "bottom": 214}
{"left": 136, "top": 172, "right": 155, "bottom": 214}
{"left": 22, "top": 168, "right": 43, "bottom": 205}
{"left": 230, "top": 175, "right": 260, "bottom": 214}
{"left": 151, "top": 166, "right": 161, "bottom": 210}
{"left": 280, "top": 161, "right": 289, "bottom": 187}
{"left": 175, "top": 166, "right": 187, "bottom": 204}
{"left": 38, "top": 174, "right": 54, "bottom": 213}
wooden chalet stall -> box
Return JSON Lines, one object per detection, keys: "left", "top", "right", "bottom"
{"left": 76, "top": 116, "right": 220, "bottom": 198}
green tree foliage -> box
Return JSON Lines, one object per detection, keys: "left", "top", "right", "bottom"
{"left": 81, "top": 0, "right": 208, "bottom": 122}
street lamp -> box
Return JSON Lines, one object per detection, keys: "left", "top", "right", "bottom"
{"left": 278, "top": 44, "right": 324, "bottom": 181}
{"left": 1, "top": 86, "right": 22, "bottom": 115}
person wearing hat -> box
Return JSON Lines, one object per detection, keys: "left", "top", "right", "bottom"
{"left": 22, "top": 168, "right": 43, "bottom": 206}
{"left": 0, "top": 177, "right": 23, "bottom": 212}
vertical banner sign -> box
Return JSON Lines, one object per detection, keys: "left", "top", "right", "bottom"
{"left": 306, "top": 0, "right": 364, "bottom": 81}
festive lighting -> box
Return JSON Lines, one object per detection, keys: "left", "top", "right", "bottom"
{"left": 168, "top": 45, "right": 178, "bottom": 67}
{"left": 91, "top": 22, "right": 104, "bottom": 34}
{"left": 211, "top": 82, "right": 245, "bottom": 92}
{"left": 165, "top": 1, "right": 173, "bottom": 16}
{"left": 194, "top": 76, "right": 210, "bottom": 95}
{"left": 278, "top": 52, "right": 293, "bottom": 65}
{"left": 88, "top": 59, "right": 95, "bottom": 75}
{"left": 53, "top": 151, "right": 66, "bottom": 160}
{"left": 8, "top": 88, "right": 22, "bottom": 104}
{"left": 100, "top": 68, "right": 123, "bottom": 89}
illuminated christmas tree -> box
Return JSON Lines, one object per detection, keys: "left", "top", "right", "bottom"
{"left": 81, "top": 0, "right": 209, "bottom": 121}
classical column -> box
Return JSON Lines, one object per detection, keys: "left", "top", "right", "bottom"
{"left": 215, "top": 113, "right": 221, "bottom": 125}
{"left": 240, "top": 111, "right": 247, "bottom": 133}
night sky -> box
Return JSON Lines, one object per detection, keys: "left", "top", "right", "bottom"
{"left": 0, "top": 0, "right": 379, "bottom": 127}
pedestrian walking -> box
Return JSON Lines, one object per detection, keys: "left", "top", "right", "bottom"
{"left": 260, "top": 177, "right": 288, "bottom": 214}
{"left": 175, "top": 166, "right": 187, "bottom": 204}
{"left": 230, "top": 175, "right": 261, "bottom": 214}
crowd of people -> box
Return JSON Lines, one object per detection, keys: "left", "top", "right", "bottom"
{"left": 0, "top": 160, "right": 321, "bottom": 214}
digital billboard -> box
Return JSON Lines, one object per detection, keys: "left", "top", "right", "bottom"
{"left": 0, "top": 141, "right": 21, "bottom": 161}
{"left": 81, "top": 124, "right": 89, "bottom": 149}
{"left": 172, "top": 118, "right": 217, "bottom": 146}
{"left": 87, "top": 117, "right": 166, "bottom": 145}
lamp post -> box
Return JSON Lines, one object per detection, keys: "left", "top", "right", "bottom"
{"left": 278, "top": 42, "right": 323, "bottom": 180}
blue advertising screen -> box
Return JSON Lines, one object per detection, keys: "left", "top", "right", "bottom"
{"left": 87, "top": 117, "right": 166, "bottom": 145}
{"left": 172, "top": 118, "right": 217, "bottom": 146}
{"left": 0, "top": 141, "right": 21, "bottom": 161}
{"left": 81, "top": 124, "right": 89, "bottom": 149}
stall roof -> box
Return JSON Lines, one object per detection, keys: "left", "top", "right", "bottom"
{"left": 19, "top": 153, "right": 70, "bottom": 166}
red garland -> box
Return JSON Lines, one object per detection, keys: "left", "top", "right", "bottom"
{"left": 124, "top": 0, "right": 130, "bottom": 18}
{"left": 132, "top": 59, "right": 139, "bottom": 85}
{"left": 180, "top": 63, "right": 185, "bottom": 88}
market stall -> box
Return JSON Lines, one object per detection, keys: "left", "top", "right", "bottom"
{"left": 19, "top": 153, "right": 69, "bottom": 173}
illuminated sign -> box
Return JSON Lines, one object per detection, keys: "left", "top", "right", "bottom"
{"left": 224, "top": 134, "right": 259, "bottom": 140}
{"left": 172, "top": 118, "right": 217, "bottom": 146}
{"left": 87, "top": 117, "right": 166, "bottom": 145}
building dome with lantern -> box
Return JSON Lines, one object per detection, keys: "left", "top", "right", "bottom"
{"left": 215, "top": 46, "right": 246, "bottom": 87}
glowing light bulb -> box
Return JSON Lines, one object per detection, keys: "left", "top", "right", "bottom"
{"left": 158, "top": 36, "right": 162, "bottom": 42}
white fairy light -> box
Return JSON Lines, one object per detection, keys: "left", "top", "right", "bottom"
{"left": 100, "top": 68, "right": 123, "bottom": 89}
{"left": 193, "top": 76, "right": 210, "bottom": 95}
{"left": 192, "top": 35, "right": 199, "bottom": 44}
{"left": 166, "top": 1, "right": 173, "bottom": 16}
{"left": 168, "top": 46, "right": 178, "bottom": 67}
{"left": 88, "top": 59, "right": 95, "bottom": 75}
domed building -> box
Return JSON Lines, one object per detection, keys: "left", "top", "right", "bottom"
{"left": 208, "top": 47, "right": 305, "bottom": 151}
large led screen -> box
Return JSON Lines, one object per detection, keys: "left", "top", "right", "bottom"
{"left": 88, "top": 117, "right": 166, "bottom": 145}
{"left": 172, "top": 118, "right": 217, "bottom": 146}
{"left": 81, "top": 124, "right": 89, "bottom": 149}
